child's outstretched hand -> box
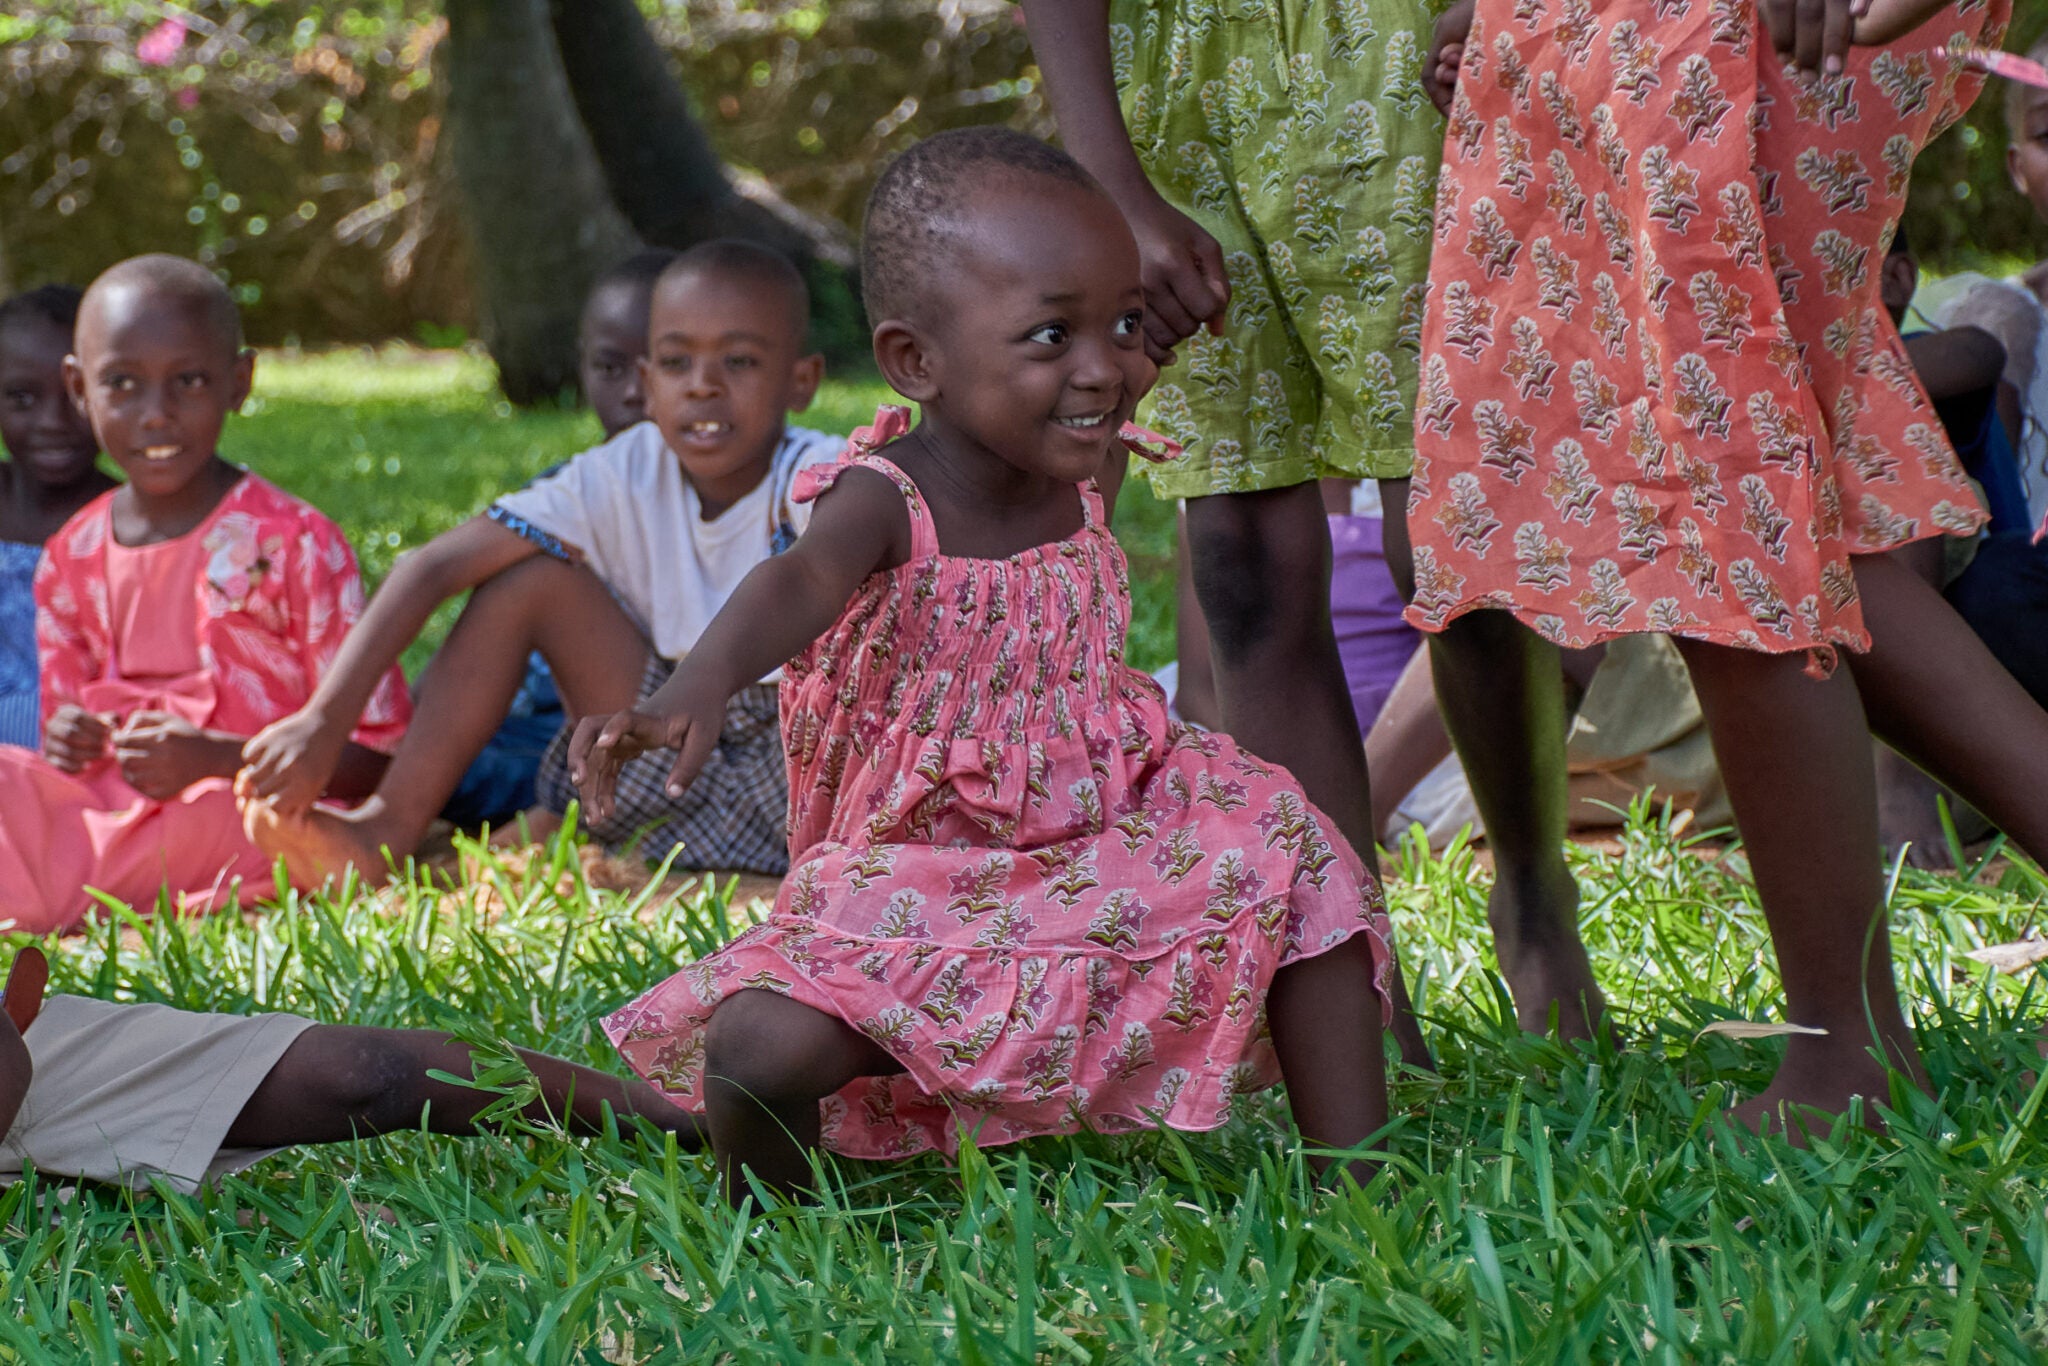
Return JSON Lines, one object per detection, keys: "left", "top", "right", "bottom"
{"left": 43, "top": 704, "right": 110, "bottom": 773}
{"left": 113, "top": 711, "right": 241, "bottom": 801}
{"left": 239, "top": 709, "right": 347, "bottom": 818}
{"left": 1428, "top": 0, "right": 1475, "bottom": 115}
{"left": 567, "top": 690, "right": 724, "bottom": 824}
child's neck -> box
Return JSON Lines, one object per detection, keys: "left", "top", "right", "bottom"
{"left": 109, "top": 455, "right": 241, "bottom": 548}
{"left": 680, "top": 438, "right": 783, "bottom": 523}
{"left": 889, "top": 414, "right": 1085, "bottom": 561}
{"left": 0, "top": 462, "right": 115, "bottom": 546}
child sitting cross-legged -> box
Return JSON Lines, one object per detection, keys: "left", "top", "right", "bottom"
{"left": 0, "top": 256, "right": 411, "bottom": 934}
{"left": 572, "top": 128, "right": 1396, "bottom": 1204}
{"left": 0, "top": 947, "right": 699, "bottom": 1194}
{"left": 239, "top": 240, "right": 839, "bottom": 880}
{"left": 0, "top": 285, "right": 117, "bottom": 749}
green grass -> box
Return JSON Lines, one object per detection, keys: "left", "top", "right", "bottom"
{"left": 9, "top": 350, "right": 2047, "bottom": 1361}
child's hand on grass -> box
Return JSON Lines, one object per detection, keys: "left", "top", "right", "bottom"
{"left": 239, "top": 709, "right": 346, "bottom": 817}
{"left": 43, "top": 704, "right": 111, "bottom": 773}
{"left": 113, "top": 711, "right": 241, "bottom": 801}
{"left": 568, "top": 688, "right": 724, "bottom": 824}
{"left": 1428, "top": 0, "right": 1474, "bottom": 115}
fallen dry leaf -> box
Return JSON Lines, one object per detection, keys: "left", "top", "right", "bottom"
{"left": 1694, "top": 1021, "right": 1831, "bottom": 1041}
{"left": 1964, "top": 940, "right": 2048, "bottom": 974}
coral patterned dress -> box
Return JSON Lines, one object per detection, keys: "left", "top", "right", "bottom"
{"left": 1406, "top": 0, "right": 2008, "bottom": 659}
{"left": 607, "top": 408, "right": 1394, "bottom": 1160}
{"left": 0, "top": 475, "right": 411, "bottom": 933}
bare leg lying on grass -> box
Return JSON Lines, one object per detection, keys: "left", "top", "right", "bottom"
{"left": 223, "top": 1025, "right": 703, "bottom": 1148}
{"left": 243, "top": 554, "right": 651, "bottom": 884}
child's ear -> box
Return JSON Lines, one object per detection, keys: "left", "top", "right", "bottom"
{"left": 873, "top": 321, "right": 938, "bottom": 403}
{"left": 2013, "top": 143, "right": 2029, "bottom": 199}
{"left": 61, "top": 353, "right": 86, "bottom": 413}
{"left": 230, "top": 348, "right": 256, "bottom": 413}
{"left": 786, "top": 352, "right": 825, "bottom": 414}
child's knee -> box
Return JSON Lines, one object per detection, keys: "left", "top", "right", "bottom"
{"left": 702, "top": 991, "right": 851, "bottom": 1106}
{"left": 1184, "top": 486, "right": 1332, "bottom": 659}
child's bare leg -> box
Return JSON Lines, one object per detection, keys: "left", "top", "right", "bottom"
{"left": 1184, "top": 482, "right": 1432, "bottom": 1069}
{"left": 1362, "top": 645, "right": 1453, "bottom": 835}
{"left": 1674, "top": 638, "right": 1919, "bottom": 1130}
{"left": 1380, "top": 480, "right": 1596, "bottom": 1038}
{"left": 1846, "top": 551, "right": 2048, "bottom": 862}
{"left": 1267, "top": 936, "right": 1390, "bottom": 1185}
{"left": 247, "top": 556, "right": 649, "bottom": 883}
{"left": 221, "top": 1025, "right": 705, "bottom": 1147}
{"left": 701, "top": 989, "right": 903, "bottom": 1205}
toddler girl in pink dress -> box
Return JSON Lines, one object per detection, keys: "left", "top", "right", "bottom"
{"left": 572, "top": 129, "right": 1397, "bottom": 1202}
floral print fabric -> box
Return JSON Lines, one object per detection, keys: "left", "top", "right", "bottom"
{"left": 606, "top": 408, "right": 1394, "bottom": 1160}
{"left": 1406, "top": 0, "right": 2006, "bottom": 658}
{"left": 1111, "top": 0, "right": 1445, "bottom": 492}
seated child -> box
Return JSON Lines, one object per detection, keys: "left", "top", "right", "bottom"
{"left": 0, "top": 256, "right": 411, "bottom": 933}
{"left": 0, "top": 285, "right": 116, "bottom": 749}
{"left": 442, "top": 248, "right": 680, "bottom": 829}
{"left": 573, "top": 129, "right": 1395, "bottom": 1203}
{"left": 0, "top": 947, "right": 697, "bottom": 1193}
{"left": 239, "top": 240, "right": 838, "bottom": 879}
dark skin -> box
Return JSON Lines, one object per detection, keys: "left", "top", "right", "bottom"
{"left": 578, "top": 279, "right": 658, "bottom": 440}
{"left": 1023, "top": 0, "right": 1442, "bottom": 1063}
{"left": 573, "top": 177, "right": 1390, "bottom": 1202}
{"left": 236, "top": 268, "right": 824, "bottom": 884}
{"left": 51, "top": 280, "right": 384, "bottom": 803}
{"left": 0, "top": 948, "right": 703, "bottom": 1168}
{"left": 0, "top": 314, "right": 115, "bottom": 548}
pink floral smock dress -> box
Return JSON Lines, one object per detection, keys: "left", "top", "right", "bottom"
{"left": 606, "top": 408, "right": 1394, "bottom": 1159}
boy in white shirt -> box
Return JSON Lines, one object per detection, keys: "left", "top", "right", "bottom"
{"left": 239, "top": 241, "right": 838, "bottom": 877}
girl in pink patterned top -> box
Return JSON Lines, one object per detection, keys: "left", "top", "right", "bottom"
{"left": 572, "top": 129, "right": 1396, "bottom": 1202}
{"left": 0, "top": 256, "right": 409, "bottom": 933}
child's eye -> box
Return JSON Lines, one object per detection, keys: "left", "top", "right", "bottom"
{"left": 178, "top": 372, "right": 209, "bottom": 390}
{"left": 106, "top": 375, "right": 135, "bottom": 394}
{"left": 1114, "top": 311, "right": 1144, "bottom": 339}
{"left": 659, "top": 355, "right": 690, "bottom": 373}
{"left": 2, "top": 389, "right": 31, "bottom": 411}
{"left": 1025, "top": 323, "right": 1070, "bottom": 347}
{"left": 726, "top": 354, "right": 757, "bottom": 370}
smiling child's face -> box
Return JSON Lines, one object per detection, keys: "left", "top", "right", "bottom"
{"left": 579, "top": 279, "right": 656, "bottom": 439}
{"left": 911, "top": 176, "right": 1155, "bottom": 486}
{"left": 640, "top": 268, "right": 821, "bottom": 516}
{"left": 0, "top": 314, "right": 98, "bottom": 489}
{"left": 65, "top": 282, "right": 251, "bottom": 503}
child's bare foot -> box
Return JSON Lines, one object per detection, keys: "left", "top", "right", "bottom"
{"left": 239, "top": 786, "right": 404, "bottom": 888}
{"left": 1488, "top": 867, "right": 1606, "bottom": 1040}
{"left": 1725, "top": 1032, "right": 1923, "bottom": 1141}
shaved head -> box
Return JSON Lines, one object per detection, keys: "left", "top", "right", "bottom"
{"left": 861, "top": 127, "right": 1102, "bottom": 328}
{"left": 78, "top": 254, "right": 242, "bottom": 358}
{"left": 657, "top": 239, "right": 811, "bottom": 350}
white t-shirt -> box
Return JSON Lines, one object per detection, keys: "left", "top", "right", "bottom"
{"left": 488, "top": 422, "right": 843, "bottom": 674}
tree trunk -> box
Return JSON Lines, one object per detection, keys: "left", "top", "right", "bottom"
{"left": 546, "top": 0, "right": 848, "bottom": 266}
{"left": 443, "top": 0, "right": 639, "bottom": 404}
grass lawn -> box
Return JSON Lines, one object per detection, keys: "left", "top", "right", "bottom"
{"left": 7, "top": 350, "right": 2048, "bottom": 1360}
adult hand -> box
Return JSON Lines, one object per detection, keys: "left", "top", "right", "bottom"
{"left": 43, "top": 704, "right": 110, "bottom": 774}
{"left": 1120, "top": 191, "right": 1232, "bottom": 366}
{"left": 568, "top": 689, "right": 723, "bottom": 825}
{"left": 239, "top": 708, "right": 348, "bottom": 817}
{"left": 1759, "top": 0, "right": 1871, "bottom": 77}
{"left": 1428, "top": 0, "right": 1476, "bottom": 115}
{"left": 113, "top": 711, "right": 238, "bottom": 801}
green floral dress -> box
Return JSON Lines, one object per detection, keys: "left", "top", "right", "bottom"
{"left": 1113, "top": 0, "right": 1446, "bottom": 496}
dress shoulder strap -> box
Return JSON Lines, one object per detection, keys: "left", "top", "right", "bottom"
{"left": 789, "top": 406, "right": 939, "bottom": 561}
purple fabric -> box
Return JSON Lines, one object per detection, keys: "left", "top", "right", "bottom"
{"left": 1329, "top": 514, "right": 1420, "bottom": 734}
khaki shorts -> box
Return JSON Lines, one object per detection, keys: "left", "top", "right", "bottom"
{"left": 1, "top": 995, "right": 315, "bottom": 1193}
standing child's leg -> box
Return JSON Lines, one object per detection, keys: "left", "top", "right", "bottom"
{"left": 1184, "top": 484, "right": 1432, "bottom": 1068}
{"left": 1382, "top": 484, "right": 1596, "bottom": 1037}
{"left": 1266, "top": 936, "right": 1390, "bottom": 1184}
{"left": 247, "top": 555, "right": 651, "bottom": 880}
{"left": 221, "top": 1025, "right": 705, "bottom": 1147}
{"left": 1675, "top": 639, "right": 1917, "bottom": 1127}
{"left": 700, "top": 990, "right": 904, "bottom": 1204}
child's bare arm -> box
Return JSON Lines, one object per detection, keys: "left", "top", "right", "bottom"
{"left": 240, "top": 517, "right": 541, "bottom": 815}
{"left": 570, "top": 469, "right": 909, "bottom": 819}
{"left": 1019, "top": 0, "right": 1230, "bottom": 362}
{"left": 1901, "top": 326, "right": 2007, "bottom": 405}
{"left": 0, "top": 948, "right": 44, "bottom": 1139}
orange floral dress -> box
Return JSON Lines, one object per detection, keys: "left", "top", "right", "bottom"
{"left": 1406, "top": 0, "right": 2008, "bottom": 657}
